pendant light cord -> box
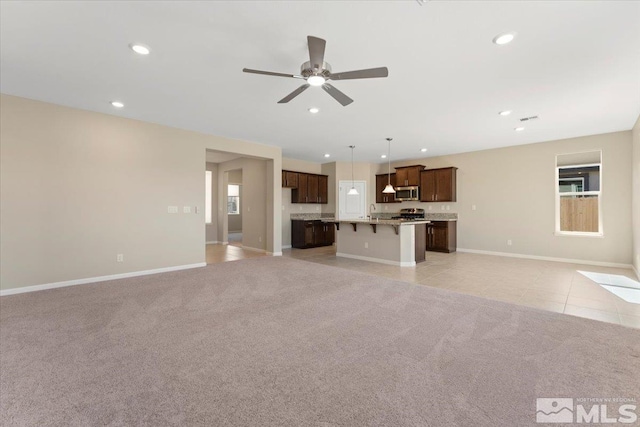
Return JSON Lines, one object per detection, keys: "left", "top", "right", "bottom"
{"left": 387, "top": 138, "right": 392, "bottom": 185}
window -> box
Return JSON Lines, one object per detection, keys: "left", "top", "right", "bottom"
{"left": 555, "top": 151, "right": 602, "bottom": 236}
{"left": 228, "top": 184, "right": 240, "bottom": 215}
{"left": 205, "top": 171, "right": 212, "bottom": 224}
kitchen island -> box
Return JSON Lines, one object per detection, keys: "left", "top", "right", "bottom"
{"left": 323, "top": 218, "right": 429, "bottom": 267}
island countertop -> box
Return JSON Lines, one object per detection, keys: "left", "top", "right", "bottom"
{"left": 320, "top": 218, "right": 431, "bottom": 225}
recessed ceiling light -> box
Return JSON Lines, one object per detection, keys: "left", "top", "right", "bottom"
{"left": 129, "top": 43, "right": 150, "bottom": 55}
{"left": 420, "top": 148, "right": 428, "bottom": 152}
{"left": 308, "top": 107, "right": 319, "bottom": 114}
{"left": 499, "top": 110, "right": 512, "bottom": 116}
{"left": 111, "top": 101, "right": 124, "bottom": 108}
{"left": 514, "top": 127, "right": 525, "bottom": 132}
{"left": 324, "top": 153, "right": 330, "bottom": 158}
{"left": 381, "top": 154, "right": 387, "bottom": 159}
{"left": 307, "top": 76, "right": 325, "bottom": 87}
{"left": 493, "top": 33, "right": 515, "bottom": 45}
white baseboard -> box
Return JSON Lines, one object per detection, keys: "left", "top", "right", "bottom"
{"left": 281, "top": 245, "right": 292, "bottom": 250}
{"left": 0, "top": 262, "right": 207, "bottom": 297}
{"left": 456, "top": 248, "right": 633, "bottom": 269}
{"left": 206, "top": 241, "right": 220, "bottom": 245}
{"left": 633, "top": 265, "right": 639, "bottom": 281}
{"left": 269, "top": 251, "right": 283, "bottom": 256}
{"left": 336, "top": 252, "right": 415, "bottom": 267}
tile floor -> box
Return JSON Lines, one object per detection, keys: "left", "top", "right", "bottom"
{"left": 206, "top": 244, "right": 640, "bottom": 329}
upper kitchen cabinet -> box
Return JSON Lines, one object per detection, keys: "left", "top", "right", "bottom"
{"left": 394, "top": 165, "right": 424, "bottom": 187}
{"left": 376, "top": 173, "right": 399, "bottom": 203}
{"left": 318, "top": 175, "right": 328, "bottom": 204}
{"left": 307, "top": 174, "right": 319, "bottom": 203}
{"left": 420, "top": 167, "right": 457, "bottom": 202}
{"left": 290, "top": 171, "right": 328, "bottom": 204}
{"left": 282, "top": 170, "right": 298, "bottom": 188}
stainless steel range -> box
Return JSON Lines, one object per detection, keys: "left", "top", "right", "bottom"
{"left": 391, "top": 208, "right": 425, "bottom": 221}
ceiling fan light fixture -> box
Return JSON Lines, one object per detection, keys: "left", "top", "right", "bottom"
{"left": 307, "top": 75, "right": 325, "bottom": 86}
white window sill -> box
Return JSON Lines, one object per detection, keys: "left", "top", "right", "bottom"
{"left": 554, "top": 231, "right": 604, "bottom": 238}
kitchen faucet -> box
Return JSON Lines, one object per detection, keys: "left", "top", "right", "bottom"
{"left": 368, "top": 204, "right": 376, "bottom": 220}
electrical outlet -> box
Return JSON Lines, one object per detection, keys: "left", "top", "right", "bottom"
{"left": 259, "top": 236, "right": 262, "bottom": 243}
{"left": 507, "top": 240, "right": 512, "bottom": 246}
{"left": 441, "top": 206, "right": 445, "bottom": 210}
{"left": 364, "top": 242, "right": 368, "bottom": 249}
{"left": 117, "top": 254, "right": 124, "bottom": 262}
{"left": 446, "top": 205, "right": 450, "bottom": 211}
{"left": 472, "top": 205, "right": 477, "bottom": 211}
{"left": 316, "top": 206, "right": 320, "bottom": 211}
{"left": 428, "top": 206, "right": 433, "bottom": 211}
{"left": 194, "top": 206, "right": 199, "bottom": 214}
{"left": 299, "top": 206, "right": 303, "bottom": 211}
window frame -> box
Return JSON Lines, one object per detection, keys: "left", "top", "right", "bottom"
{"left": 554, "top": 157, "right": 603, "bottom": 237}
{"left": 227, "top": 184, "right": 240, "bottom": 215}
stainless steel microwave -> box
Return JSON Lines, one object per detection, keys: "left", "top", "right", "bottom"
{"left": 394, "top": 186, "right": 419, "bottom": 201}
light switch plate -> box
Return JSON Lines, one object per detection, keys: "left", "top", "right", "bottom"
{"left": 168, "top": 206, "right": 178, "bottom": 214}
{"left": 183, "top": 206, "right": 191, "bottom": 214}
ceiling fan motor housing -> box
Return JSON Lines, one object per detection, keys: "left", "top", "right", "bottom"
{"left": 301, "top": 61, "right": 332, "bottom": 78}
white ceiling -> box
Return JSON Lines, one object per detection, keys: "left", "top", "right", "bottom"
{"left": 1, "top": 1, "right": 639, "bottom": 164}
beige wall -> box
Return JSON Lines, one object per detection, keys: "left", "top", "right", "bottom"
{"left": 0, "top": 94, "right": 281, "bottom": 291}
{"left": 205, "top": 162, "right": 218, "bottom": 242}
{"left": 632, "top": 115, "right": 640, "bottom": 277}
{"left": 376, "top": 131, "right": 633, "bottom": 266}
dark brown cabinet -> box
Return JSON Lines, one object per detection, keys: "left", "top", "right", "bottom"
{"left": 307, "top": 174, "right": 319, "bottom": 203}
{"left": 376, "top": 173, "right": 399, "bottom": 203}
{"left": 394, "top": 165, "right": 424, "bottom": 187}
{"left": 420, "top": 167, "right": 457, "bottom": 202}
{"left": 291, "top": 220, "right": 335, "bottom": 248}
{"left": 426, "top": 221, "right": 457, "bottom": 253}
{"left": 318, "top": 175, "right": 328, "bottom": 204}
{"left": 282, "top": 170, "right": 298, "bottom": 188}
{"left": 289, "top": 172, "right": 328, "bottom": 204}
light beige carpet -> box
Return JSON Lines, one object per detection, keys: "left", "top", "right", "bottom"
{"left": 1, "top": 257, "right": 639, "bottom": 426}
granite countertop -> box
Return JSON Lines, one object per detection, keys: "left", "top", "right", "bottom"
{"left": 321, "top": 218, "right": 431, "bottom": 226}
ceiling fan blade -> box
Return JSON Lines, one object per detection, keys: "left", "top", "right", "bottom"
{"left": 307, "top": 36, "right": 326, "bottom": 71}
{"left": 278, "top": 84, "right": 311, "bottom": 103}
{"left": 243, "top": 68, "right": 303, "bottom": 79}
{"left": 321, "top": 83, "right": 354, "bottom": 106}
{"left": 329, "top": 67, "right": 389, "bottom": 80}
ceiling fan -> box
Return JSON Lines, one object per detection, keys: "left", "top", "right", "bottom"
{"left": 243, "top": 36, "right": 389, "bottom": 106}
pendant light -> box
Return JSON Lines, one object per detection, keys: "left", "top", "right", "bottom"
{"left": 347, "top": 145, "right": 359, "bottom": 195}
{"left": 383, "top": 137, "right": 396, "bottom": 193}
